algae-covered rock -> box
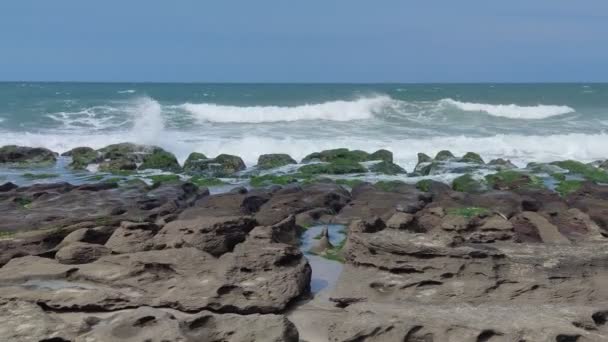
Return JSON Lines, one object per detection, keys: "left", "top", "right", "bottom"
{"left": 250, "top": 174, "right": 299, "bottom": 187}
{"left": 301, "top": 148, "right": 370, "bottom": 163}
{"left": 460, "top": 152, "right": 485, "bottom": 164}
{"left": 0, "top": 145, "right": 57, "bottom": 167}
{"left": 184, "top": 153, "right": 246, "bottom": 177}
{"left": 96, "top": 143, "right": 180, "bottom": 173}
{"left": 485, "top": 170, "right": 544, "bottom": 191}
{"left": 555, "top": 180, "right": 584, "bottom": 197}
{"left": 488, "top": 158, "right": 517, "bottom": 170}
{"left": 452, "top": 174, "right": 486, "bottom": 193}
{"left": 369, "top": 149, "right": 393, "bottom": 163}
{"left": 63, "top": 147, "right": 100, "bottom": 170}
{"left": 139, "top": 148, "right": 181, "bottom": 172}
{"left": 417, "top": 153, "right": 432, "bottom": 164}
{"left": 434, "top": 150, "right": 455, "bottom": 161}
{"left": 183, "top": 152, "right": 208, "bottom": 172}
{"left": 299, "top": 160, "right": 367, "bottom": 175}
{"left": 368, "top": 161, "right": 406, "bottom": 175}
{"left": 257, "top": 154, "right": 297, "bottom": 170}
{"left": 551, "top": 160, "right": 608, "bottom": 183}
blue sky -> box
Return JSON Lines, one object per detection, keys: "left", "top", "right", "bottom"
{"left": 0, "top": 0, "right": 607, "bottom": 82}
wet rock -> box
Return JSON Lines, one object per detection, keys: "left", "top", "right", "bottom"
{"left": 369, "top": 149, "right": 393, "bottom": 163}
{"left": 298, "top": 160, "right": 367, "bottom": 175}
{"left": 184, "top": 153, "right": 246, "bottom": 177}
{"left": 485, "top": 170, "right": 544, "bottom": 191}
{"left": 0, "top": 182, "right": 18, "bottom": 192}
{"left": 257, "top": 153, "right": 297, "bottom": 169}
{"left": 138, "top": 148, "right": 181, "bottom": 172}
{"left": 460, "top": 152, "right": 485, "bottom": 164}
{"left": 452, "top": 174, "right": 486, "bottom": 193}
{"left": 368, "top": 160, "right": 406, "bottom": 175}
{"left": 434, "top": 150, "right": 455, "bottom": 161}
{"left": 301, "top": 148, "right": 370, "bottom": 163}
{"left": 0, "top": 145, "right": 57, "bottom": 166}
{"left": 55, "top": 242, "right": 111, "bottom": 264}
{"left": 63, "top": 147, "right": 101, "bottom": 170}
{"left": 488, "top": 158, "right": 518, "bottom": 170}
{"left": 309, "top": 226, "right": 334, "bottom": 254}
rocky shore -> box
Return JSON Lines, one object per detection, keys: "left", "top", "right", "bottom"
{"left": 2, "top": 143, "right": 608, "bottom": 341}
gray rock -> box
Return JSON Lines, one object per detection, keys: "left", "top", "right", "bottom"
{"left": 55, "top": 242, "right": 111, "bottom": 264}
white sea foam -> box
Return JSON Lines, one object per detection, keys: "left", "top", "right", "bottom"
{"left": 1, "top": 129, "right": 606, "bottom": 172}
{"left": 128, "top": 97, "right": 165, "bottom": 145}
{"left": 179, "top": 96, "right": 393, "bottom": 123}
{"left": 440, "top": 98, "right": 575, "bottom": 119}
{"left": 118, "top": 89, "right": 136, "bottom": 94}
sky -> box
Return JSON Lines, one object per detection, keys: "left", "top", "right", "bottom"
{"left": 0, "top": 0, "right": 607, "bottom": 83}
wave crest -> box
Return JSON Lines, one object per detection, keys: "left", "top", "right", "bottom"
{"left": 440, "top": 98, "right": 575, "bottom": 119}
{"left": 179, "top": 96, "right": 393, "bottom": 123}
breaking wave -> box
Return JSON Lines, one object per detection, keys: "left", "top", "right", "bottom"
{"left": 179, "top": 96, "right": 394, "bottom": 123}
{"left": 440, "top": 98, "right": 575, "bottom": 119}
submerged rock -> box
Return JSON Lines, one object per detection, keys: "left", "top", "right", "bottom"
{"left": 257, "top": 154, "right": 297, "bottom": 169}
{"left": 0, "top": 145, "right": 57, "bottom": 166}
{"left": 309, "top": 226, "right": 334, "bottom": 255}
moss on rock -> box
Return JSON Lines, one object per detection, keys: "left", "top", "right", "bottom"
{"left": 0, "top": 145, "right": 57, "bottom": 167}
{"left": 369, "top": 149, "right": 393, "bottom": 163}
{"left": 368, "top": 161, "right": 406, "bottom": 175}
{"left": 139, "top": 149, "right": 181, "bottom": 172}
{"left": 298, "top": 160, "right": 367, "bottom": 175}
{"left": 302, "top": 148, "right": 370, "bottom": 163}
{"left": 257, "top": 154, "right": 297, "bottom": 170}
{"left": 551, "top": 160, "right": 608, "bottom": 183}
{"left": 460, "top": 152, "right": 485, "bottom": 164}
{"left": 250, "top": 174, "right": 299, "bottom": 187}
{"left": 435, "top": 150, "right": 455, "bottom": 161}
{"left": 452, "top": 174, "right": 486, "bottom": 193}
{"left": 555, "top": 180, "right": 584, "bottom": 197}
{"left": 485, "top": 170, "right": 544, "bottom": 191}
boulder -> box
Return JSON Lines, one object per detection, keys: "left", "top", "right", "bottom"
{"left": 184, "top": 153, "right": 246, "bottom": 176}
{"left": 257, "top": 154, "right": 297, "bottom": 169}
{"left": 62, "top": 147, "right": 100, "bottom": 169}
{"left": 368, "top": 161, "right": 406, "bottom": 175}
{"left": 460, "top": 152, "right": 484, "bottom": 164}
{"left": 0, "top": 145, "right": 56, "bottom": 166}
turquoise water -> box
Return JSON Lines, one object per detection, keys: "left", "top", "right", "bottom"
{"left": 1, "top": 82, "right": 607, "bottom": 170}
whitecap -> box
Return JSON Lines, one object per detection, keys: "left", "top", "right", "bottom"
{"left": 178, "top": 96, "right": 394, "bottom": 123}
{"left": 440, "top": 98, "right": 574, "bottom": 119}
{"left": 118, "top": 89, "right": 136, "bottom": 94}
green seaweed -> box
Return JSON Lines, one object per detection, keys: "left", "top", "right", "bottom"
{"left": 250, "top": 174, "right": 298, "bottom": 187}
{"left": 485, "top": 170, "right": 544, "bottom": 190}
{"left": 374, "top": 180, "right": 407, "bottom": 192}
{"left": 452, "top": 174, "right": 485, "bottom": 193}
{"left": 148, "top": 174, "right": 181, "bottom": 187}
{"left": 551, "top": 160, "right": 608, "bottom": 183}
{"left": 298, "top": 160, "right": 367, "bottom": 175}
{"left": 555, "top": 180, "right": 584, "bottom": 197}
{"left": 22, "top": 173, "right": 59, "bottom": 180}
{"left": 447, "top": 207, "right": 490, "bottom": 218}
{"left": 415, "top": 179, "right": 433, "bottom": 192}
{"left": 189, "top": 176, "right": 226, "bottom": 187}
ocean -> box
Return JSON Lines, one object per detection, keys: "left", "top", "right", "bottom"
{"left": 1, "top": 82, "right": 607, "bottom": 172}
